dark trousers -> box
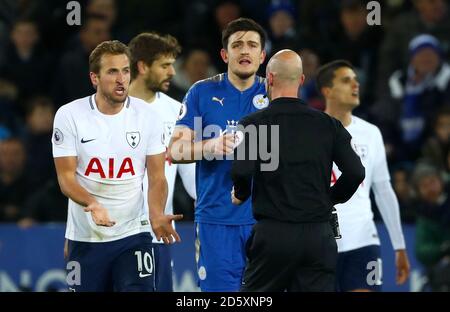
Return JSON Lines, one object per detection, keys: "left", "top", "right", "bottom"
{"left": 241, "top": 219, "right": 337, "bottom": 292}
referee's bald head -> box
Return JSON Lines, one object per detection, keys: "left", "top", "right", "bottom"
{"left": 267, "top": 49, "right": 303, "bottom": 84}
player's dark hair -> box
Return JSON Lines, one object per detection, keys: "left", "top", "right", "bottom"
{"left": 221, "top": 17, "right": 266, "bottom": 50}
{"left": 128, "top": 32, "right": 181, "bottom": 80}
{"left": 315, "top": 60, "right": 354, "bottom": 95}
{"left": 89, "top": 40, "right": 130, "bottom": 74}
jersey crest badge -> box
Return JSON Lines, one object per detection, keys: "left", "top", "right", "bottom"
{"left": 252, "top": 94, "right": 269, "bottom": 109}
{"left": 126, "top": 132, "right": 141, "bottom": 148}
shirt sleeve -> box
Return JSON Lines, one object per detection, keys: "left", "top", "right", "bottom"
{"left": 372, "top": 127, "right": 391, "bottom": 183}
{"left": 178, "top": 163, "right": 197, "bottom": 200}
{"left": 146, "top": 106, "right": 166, "bottom": 156}
{"left": 373, "top": 180, "right": 406, "bottom": 250}
{"left": 175, "top": 84, "right": 200, "bottom": 130}
{"left": 371, "top": 126, "right": 406, "bottom": 250}
{"left": 52, "top": 106, "right": 78, "bottom": 157}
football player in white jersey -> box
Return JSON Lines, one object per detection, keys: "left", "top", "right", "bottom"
{"left": 316, "top": 60, "right": 410, "bottom": 291}
{"left": 52, "top": 40, "right": 182, "bottom": 292}
{"left": 128, "top": 32, "right": 196, "bottom": 291}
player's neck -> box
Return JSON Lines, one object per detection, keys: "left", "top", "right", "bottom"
{"left": 227, "top": 70, "right": 256, "bottom": 91}
{"left": 325, "top": 104, "right": 353, "bottom": 127}
{"left": 95, "top": 93, "right": 124, "bottom": 115}
{"left": 129, "top": 79, "right": 156, "bottom": 103}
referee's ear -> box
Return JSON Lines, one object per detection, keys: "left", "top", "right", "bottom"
{"left": 299, "top": 74, "right": 305, "bottom": 87}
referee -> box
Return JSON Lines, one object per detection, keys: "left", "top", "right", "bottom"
{"left": 231, "top": 50, "right": 365, "bottom": 291}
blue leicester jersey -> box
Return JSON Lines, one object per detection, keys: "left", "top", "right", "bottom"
{"left": 176, "top": 73, "right": 268, "bottom": 225}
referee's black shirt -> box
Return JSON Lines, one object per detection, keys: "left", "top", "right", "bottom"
{"left": 231, "top": 97, "right": 365, "bottom": 223}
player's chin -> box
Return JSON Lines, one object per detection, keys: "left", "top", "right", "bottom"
{"left": 159, "top": 83, "right": 170, "bottom": 92}
{"left": 111, "top": 93, "right": 128, "bottom": 103}
{"left": 234, "top": 69, "right": 256, "bottom": 80}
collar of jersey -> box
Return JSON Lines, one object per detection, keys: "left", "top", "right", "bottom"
{"left": 224, "top": 73, "right": 261, "bottom": 94}
{"left": 89, "top": 94, "right": 130, "bottom": 117}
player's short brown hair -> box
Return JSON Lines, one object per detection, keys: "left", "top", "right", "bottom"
{"left": 89, "top": 40, "right": 130, "bottom": 74}
{"left": 315, "top": 60, "right": 354, "bottom": 95}
{"left": 128, "top": 32, "right": 181, "bottom": 80}
{"left": 221, "top": 17, "right": 266, "bottom": 50}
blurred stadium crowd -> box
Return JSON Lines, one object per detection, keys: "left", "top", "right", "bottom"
{"left": 0, "top": 0, "right": 450, "bottom": 283}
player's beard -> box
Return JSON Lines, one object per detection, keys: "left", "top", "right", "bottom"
{"left": 145, "top": 75, "right": 171, "bottom": 93}
{"left": 101, "top": 88, "right": 128, "bottom": 106}
{"left": 232, "top": 69, "right": 255, "bottom": 80}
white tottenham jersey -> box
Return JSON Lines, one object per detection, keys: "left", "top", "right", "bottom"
{"left": 142, "top": 92, "right": 196, "bottom": 244}
{"left": 332, "top": 116, "right": 403, "bottom": 252}
{"left": 52, "top": 95, "right": 165, "bottom": 242}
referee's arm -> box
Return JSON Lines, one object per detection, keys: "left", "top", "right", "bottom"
{"left": 231, "top": 121, "right": 256, "bottom": 202}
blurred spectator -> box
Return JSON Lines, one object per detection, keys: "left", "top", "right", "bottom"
{"left": 22, "top": 96, "right": 55, "bottom": 186}
{"left": 327, "top": 0, "right": 384, "bottom": 115}
{"left": 375, "top": 34, "right": 450, "bottom": 163}
{"left": 391, "top": 162, "right": 416, "bottom": 223}
{"left": 194, "top": 0, "right": 243, "bottom": 72}
{"left": 53, "top": 14, "right": 111, "bottom": 106}
{"left": 298, "top": 48, "right": 323, "bottom": 110}
{"left": 421, "top": 106, "right": 450, "bottom": 174}
{"left": 297, "top": 0, "right": 341, "bottom": 57}
{"left": 0, "top": 137, "right": 31, "bottom": 222}
{"left": 412, "top": 162, "right": 450, "bottom": 291}
{"left": 19, "top": 179, "right": 68, "bottom": 225}
{"left": 377, "top": 0, "right": 450, "bottom": 91}
{"left": 86, "top": 0, "right": 117, "bottom": 29}
{"left": 265, "top": 0, "right": 299, "bottom": 58}
{"left": 116, "top": 0, "right": 185, "bottom": 42}
{"left": 85, "top": 0, "right": 131, "bottom": 43}
{"left": 169, "top": 46, "right": 218, "bottom": 101}
{"left": 0, "top": 20, "right": 7, "bottom": 67}
{"left": 0, "top": 19, "right": 52, "bottom": 115}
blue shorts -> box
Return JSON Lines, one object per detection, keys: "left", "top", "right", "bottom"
{"left": 336, "top": 245, "right": 382, "bottom": 292}
{"left": 195, "top": 222, "right": 253, "bottom": 292}
{"left": 153, "top": 243, "right": 173, "bottom": 292}
{"left": 66, "top": 232, "right": 155, "bottom": 292}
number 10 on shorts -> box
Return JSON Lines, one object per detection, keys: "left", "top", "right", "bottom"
{"left": 135, "top": 250, "right": 154, "bottom": 278}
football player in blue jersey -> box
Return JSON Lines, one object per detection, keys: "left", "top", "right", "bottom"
{"left": 168, "top": 17, "right": 268, "bottom": 292}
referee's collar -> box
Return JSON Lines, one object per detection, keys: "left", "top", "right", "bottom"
{"left": 269, "top": 97, "right": 307, "bottom": 106}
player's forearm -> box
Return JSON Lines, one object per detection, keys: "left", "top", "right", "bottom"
{"left": 57, "top": 175, "right": 97, "bottom": 207}
{"left": 148, "top": 176, "right": 168, "bottom": 219}
{"left": 168, "top": 139, "right": 207, "bottom": 164}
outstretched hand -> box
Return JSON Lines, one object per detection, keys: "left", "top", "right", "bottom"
{"left": 151, "top": 214, "right": 184, "bottom": 244}
{"left": 84, "top": 202, "right": 116, "bottom": 227}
